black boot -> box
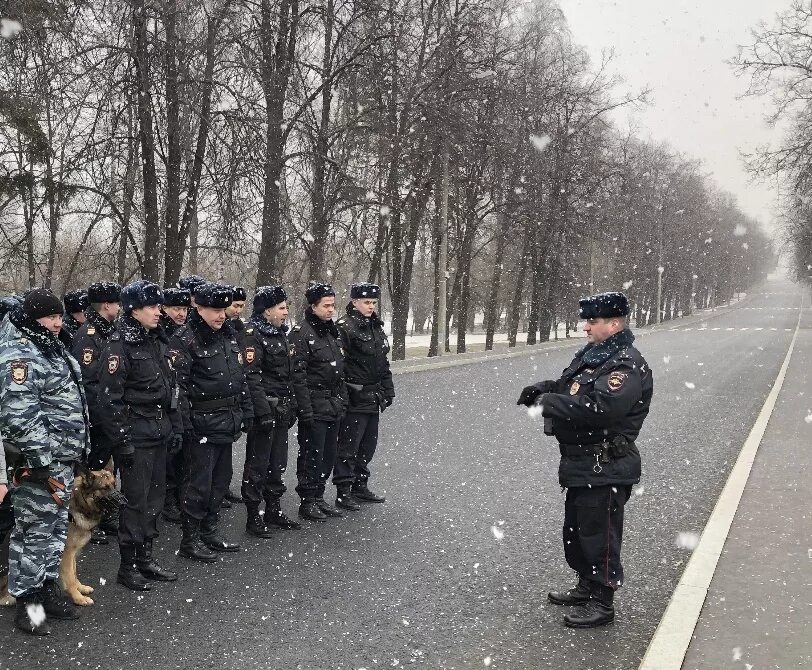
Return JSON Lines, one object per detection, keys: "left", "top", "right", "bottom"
{"left": 264, "top": 498, "right": 301, "bottom": 529}
{"left": 162, "top": 498, "right": 182, "bottom": 525}
{"left": 117, "top": 544, "right": 152, "bottom": 591}
{"left": 225, "top": 488, "right": 243, "bottom": 504}
{"left": 548, "top": 576, "right": 591, "bottom": 606}
{"left": 563, "top": 583, "right": 615, "bottom": 628}
{"left": 246, "top": 504, "right": 274, "bottom": 538}
{"left": 41, "top": 579, "right": 79, "bottom": 620}
{"left": 351, "top": 482, "right": 385, "bottom": 503}
{"left": 335, "top": 487, "right": 361, "bottom": 511}
{"left": 200, "top": 514, "right": 240, "bottom": 552}
{"left": 89, "top": 526, "right": 109, "bottom": 545}
{"left": 316, "top": 497, "right": 343, "bottom": 517}
{"left": 136, "top": 540, "right": 178, "bottom": 582}
{"left": 14, "top": 591, "right": 51, "bottom": 636}
{"left": 298, "top": 500, "right": 327, "bottom": 522}
{"left": 179, "top": 516, "right": 217, "bottom": 563}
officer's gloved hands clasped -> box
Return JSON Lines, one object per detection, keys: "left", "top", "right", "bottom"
{"left": 517, "top": 381, "right": 557, "bottom": 406}
{"left": 257, "top": 414, "right": 275, "bottom": 431}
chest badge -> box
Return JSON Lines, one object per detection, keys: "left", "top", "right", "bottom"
{"left": 82, "top": 348, "right": 94, "bottom": 365}
{"left": 10, "top": 361, "right": 28, "bottom": 384}
{"left": 569, "top": 381, "right": 580, "bottom": 395}
{"left": 108, "top": 354, "right": 120, "bottom": 374}
{"left": 245, "top": 347, "right": 255, "bottom": 364}
{"left": 607, "top": 371, "right": 627, "bottom": 391}
{"left": 87, "top": 326, "right": 96, "bottom": 335}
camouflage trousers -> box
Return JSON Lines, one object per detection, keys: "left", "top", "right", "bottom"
{"left": 8, "top": 463, "right": 74, "bottom": 597}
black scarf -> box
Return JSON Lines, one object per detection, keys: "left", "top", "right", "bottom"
{"left": 249, "top": 313, "right": 288, "bottom": 337}
{"left": 305, "top": 307, "right": 339, "bottom": 338}
{"left": 84, "top": 306, "right": 116, "bottom": 339}
{"left": 345, "top": 303, "right": 384, "bottom": 328}
{"left": 577, "top": 328, "right": 635, "bottom": 367}
{"left": 9, "top": 307, "right": 63, "bottom": 356}
{"left": 188, "top": 309, "right": 234, "bottom": 344}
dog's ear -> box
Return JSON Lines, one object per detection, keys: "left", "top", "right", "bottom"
{"left": 74, "top": 462, "right": 91, "bottom": 480}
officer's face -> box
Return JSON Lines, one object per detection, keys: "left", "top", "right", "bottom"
{"left": 100, "top": 302, "right": 121, "bottom": 322}
{"left": 226, "top": 301, "right": 245, "bottom": 319}
{"left": 72, "top": 311, "right": 86, "bottom": 324}
{"left": 352, "top": 298, "right": 378, "bottom": 318}
{"left": 264, "top": 302, "right": 288, "bottom": 327}
{"left": 584, "top": 317, "right": 622, "bottom": 344}
{"left": 312, "top": 296, "right": 336, "bottom": 321}
{"left": 198, "top": 306, "right": 227, "bottom": 330}
{"left": 36, "top": 313, "right": 63, "bottom": 335}
{"left": 132, "top": 304, "right": 162, "bottom": 330}
{"left": 164, "top": 305, "right": 188, "bottom": 325}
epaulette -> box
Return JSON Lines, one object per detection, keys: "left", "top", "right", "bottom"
{"left": 336, "top": 318, "right": 346, "bottom": 326}
{"left": 110, "top": 332, "right": 121, "bottom": 341}
{"left": 246, "top": 327, "right": 254, "bottom": 335}
{"left": 292, "top": 325, "right": 302, "bottom": 332}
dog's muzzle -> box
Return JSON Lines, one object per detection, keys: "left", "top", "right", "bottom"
{"left": 97, "top": 489, "right": 128, "bottom": 515}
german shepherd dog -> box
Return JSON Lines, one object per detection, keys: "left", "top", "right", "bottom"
{"left": 0, "top": 466, "right": 125, "bottom": 607}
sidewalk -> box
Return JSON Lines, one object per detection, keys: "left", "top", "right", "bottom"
{"left": 651, "top": 305, "right": 812, "bottom": 669}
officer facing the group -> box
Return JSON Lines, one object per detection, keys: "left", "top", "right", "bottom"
{"left": 160, "top": 287, "right": 191, "bottom": 337}
{"left": 97, "top": 281, "right": 182, "bottom": 591}
{"left": 170, "top": 283, "right": 253, "bottom": 562}
{"left": 241, "top": 286, "right": 301, "bottom": 536}
{"left": 61, "top": 289, "right": 89, "bottom": 344}
{"left": 290, "top": 283, "right": 348, "bottom": 522}
{"left": 333, "top": 283, "right": 394, "bottom": 509}
{"left": 0, "top": 289, "right": 90, "bottom": 634}
{"left": 517, "top": 291, "right": 653, "bottom": 628}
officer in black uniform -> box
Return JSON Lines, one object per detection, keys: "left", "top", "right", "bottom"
{"left": 62, "top": 289, "right": 89, "bottom": 345}
{"left": 241, "top": 286, "right": 301, "bottom": 536}
{"left": 177, "top": 275, "right": 207, "bottom": 310}
{"left": 333, "top": 283, "right": 394, "bottom": 509}
{"left": 170, "top": 283, "right": 253, "bottom": 562}
{"left": 290, "top": 283, "right": 348, "bottom": 522}
{"left": 159, "top": 287, "right": 191, "bottom": 523}
{"left": 224, "top": 285, "right": 248, "bottom": 505}
{"left": 517, "top": 291, "right": 653, "bottom": 628}
{"left": 97, "top": 281, "right": 182, "bottom": 591}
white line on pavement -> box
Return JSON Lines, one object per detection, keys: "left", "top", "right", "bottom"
{"left": 638, "top": 308, "right": 803, "bottom": 670}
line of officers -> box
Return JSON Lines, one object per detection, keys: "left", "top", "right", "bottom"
{"left": 1, "top": 275, "right": 393, "bottom": 633}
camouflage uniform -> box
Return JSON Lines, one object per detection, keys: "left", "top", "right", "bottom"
{"left": 0, "top": 309, "right": 89, "bottom": 598}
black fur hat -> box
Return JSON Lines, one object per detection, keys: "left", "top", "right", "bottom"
{"left": 232, "top": 286, "right": 247, "bottom": 301}
{"left": 87, "top": 281, "right": 122, "bottom": 304}
{"left": 121, "top": 280, "right": 164, "bottom": 315}
{"left": 305, "top": 282, "right": 335, "bottom": 305}
{"left": 350, "top": 282, "right": 381, "bottom": 300}
{"left": 195, "top": 282, "right": 233, "bottom": 308}
{"left": 579, "top": 292, "right": 629, "bottom": 319}
{"left": 253, "top": 286, "right": 287, "bottom": 313}
{"left": 23, "top": 288, "right": 64, "bottom": 319}
{"left": 63, "top": 289, "right": 89, "bottom": 314}
{"left": 177, "top": 275, "right": 208, "bottom": 295}
{"left": 162, "top": 287, "right": 191, "bottom": 307}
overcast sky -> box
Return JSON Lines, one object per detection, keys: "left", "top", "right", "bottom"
{"left": 558, "top": 0, "right": 785, "bottom": 230}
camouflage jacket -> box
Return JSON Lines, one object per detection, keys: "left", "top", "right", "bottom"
{"left": 0, "top": 309, "right": 90, "bottom": 468}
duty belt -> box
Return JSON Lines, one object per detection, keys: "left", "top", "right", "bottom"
{"left": 190, "top": 396, "right": 239, "bottom": 412}
{"left": 130, "top": 405, "right": 167, "bottom": 419}
{"left": 309, "top": 389, "right": 340, "bottom": 398}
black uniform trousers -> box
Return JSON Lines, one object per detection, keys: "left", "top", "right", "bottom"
{"left": 182, "top": 439, "right": 232, "bottom": 530}
{"left": 88, "top": 424, "right": 115, "bottom": 471}
{"left": 333, "top": 411, "right": 380, "bottom": 487}
{"left": 563, "top": 484, "right": 632, "bottom": 590}
{"left": 118, "top": 432, "right": 169, "bottom": 546}
{"left": 295, "top": 419, "right": 339, "bottom": 501}
{"left": 242, "top": 423, "right": 289, "bottom": 504}
{"left": 165, "top": 439, "right": 185, "bottom": 506}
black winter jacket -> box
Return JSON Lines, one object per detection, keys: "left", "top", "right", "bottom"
{"left": 243, "top": 315, "right": 297, "bottom": 425}
{"left": 71, "top": 308, "right": 116, "bottom": 419}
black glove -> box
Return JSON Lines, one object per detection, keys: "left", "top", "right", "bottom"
{"left": 517, "top": 381, "right": 557, "bottom": 406}
{"left": 241, "top": 418, "right": 254, "bottom": 434}
{"left": 118, "top": 452, "right": 135, "bottom": 470}
{"left": 385, "top": 397, "right": 393, "bottom": 408}
{"left": 257, "top": 414, "right": 275, "bottom": 430}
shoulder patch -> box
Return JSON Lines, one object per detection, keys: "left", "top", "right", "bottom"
{"left": 81, "top": 348, "right": 94, "bottom": 366}
{"left": 289, "top": 343, "right": 295, "bottom": 357}
{"left": 245, "top": 346, "right": 255, "bottom": 364}
{"left": 87, "top": 326, "right": 96, "bottom": 336}
{"left": 107, "top": 354, "right": 120, "bottom": 375}
{"left": 169, "top": 349, "right": 180, "bottom": 365}
{"left": 10, "top": 361, "right": 28, "bottom": 384}
{"left": 607, "top": 371, "right": 627, "bottom": 392}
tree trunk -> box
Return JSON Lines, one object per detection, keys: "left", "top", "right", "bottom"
{"left": 163, "top": 0, "right": 182, "bottom": 284}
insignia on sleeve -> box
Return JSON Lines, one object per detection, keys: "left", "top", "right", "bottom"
{"left": 108, "top": 354, "right": 120, "bottom": 375}
{"left": 289, "top": 344, "right": 295, "bottom": 357}
{"left": 81, "top": 348, "right": 94, "bottom": 365}
{"left": 569, "top": 381, "right": 580, "bottom": 395}
{"left": 10, "top": 361, "right": 28, "bottom": 384}
{"left": 245, "top": 346, "right": 255, "bottom": 364}
{"left": 607, "top": 371, "right": 627, "bottom": 391}
{"left": 87, "top": 326, "right": 96, "bottom": 335}
{"left": 169, "top": 349, "right": 179, "bottom": 365}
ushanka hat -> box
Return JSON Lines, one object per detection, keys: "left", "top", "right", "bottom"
{"left": 578, "top": 292, "right": 629, "bottom": 319}
{"left": 305, "top": 282, "right": 335, "bottom": 305}
{"left": 232, "top": 286, "right": 247, "bottom": 301}
{"left": 87, "top": 281, "right": 121, "bottom": 304}
{"left": 121, "top": 280, "right": 163, "bottom": 315}
{"left": 63, "top": 289, "right": 89, "bottom": 314}
{"left": 195, "top": 282, "right": 233, "bottom": 308}
{"left": 350, "top": 282, "right": 380, "bottom": 300}
{"left": 177, "top": 275, "right": 208, "bottom": 295}
{"left": 253, "top": 286, "right": 287, "bottom": 313}
{"left": 162, "top": 287, "right": 191, "bottom": 307}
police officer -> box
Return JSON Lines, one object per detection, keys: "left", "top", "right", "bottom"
{"left": 333, "top": 283, "right": 394, "bottom": 509}
{"left": 0, "top": 289, "right": 90, "bottom": 634}
{"left": 224, "top": 285, "right": 248, "bottom": 506}
{"left": 290, "top": 283, "right": 348, "bottom": 522}
{"left": 97, "top": 281, "right": 182, "bottom": 591}
{"left": 177, "top": 274, "right": 207, "bottom": 310}
{"left": 517, "top": 291, "right": 653, "bottom": 628}
{"left": 170, "top": 283, "right": 253, "bottom": 561}
{"left": 62, "top": 289, "right": 89, "bottom": 344}
{"left": 160, "top": 287, "right": 191, "bottom": 337}
{"left": 241, "top": 286, "right": 301, "bottom": 535}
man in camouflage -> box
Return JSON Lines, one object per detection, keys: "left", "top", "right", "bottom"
{"left": 0, "top": 289, "right": 90, "bottom": 635}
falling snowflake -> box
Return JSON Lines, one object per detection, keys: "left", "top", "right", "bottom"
{"left": 526, "top": 405, "right": 543, "bottom": 419}
{"left": 805, "top": 413, "right": 812, "bottom": 424}
{"left": 622, "top": 280, "right": 633, "bottom": 290}
{"left": 733, "top": 224, "right": 747, "bottom": 237}
{"left": 684, "top": 381, "right": 696, "bottom": 389}
{"left": 663, "top": 355, "right": 671, "bottom": 364}
{"left": 491, "top": 525, "right": 505, "bottom": 540}
{"left": 529, "top": 134, "right": 551, "bottom": 153}
{"left": 0, "top": 18, "right": 23, "bottom": 39}
{"left": 732, "top": 647, "right": 742, "bottom": 661}
{"left": 199, "top": 436, "right": 208, "bottom": 443}
{"left": 675, "top": 531, "right": 700, "bottom": 550}
{"left": 99, "top": 577, "right": 107, "bottom": 586}
{"left": 484, "top": 657, "right": 492, "bottom": 667}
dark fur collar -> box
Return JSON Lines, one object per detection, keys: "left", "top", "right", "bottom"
{"left": 188, "top": 309, "right": 235, "bottom": 344}
{"left": 305, "top": 307, "right": 339, "bottom": 338}
{"left": 117, "top": 314, "right": 169, "bottom": 345}
{"left": 249, "top": 313, "right": 288, "bottom": 336}
{"left": 84, "top": 306, "right": 115, "bottom": 338}
{"left": 9, "top": 307, "right": 63, "bottom": 356}
{"left": 577, "top": 328, "right": 635, "bottom": 367}
{"left": 345, "top": 303, "right": 383, "bottom": 328}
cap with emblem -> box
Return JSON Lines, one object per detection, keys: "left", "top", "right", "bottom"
{"left": 195, "top": 282, "right": 234, "bottom": 308}
{"left": 87, "top": 281, "right": 122, "bottom": 304}
{"left": 162, "top": 287, "right": 191, "bottom": 307}
{"left": 350, "top": 282, "right": 380, "bottom": 300}
{"left": 578, "top": 292, "right": 629, "bottom": 319}
{"left": 121, "top": 280, "right": 164, "bottom": 315}
{"left": 253, "top": 285, "right": 287, "bottom": 313}
{"left": 177, "top": 275, "right": 207, "bottom": 295}
{"left": 63, "top": 289, "right": 89, "bottom": 314}
{"left": 305, "top": 282, "right": 335, "bottom": 305}
{"left": 23, "top": 288, "right": 64, "bottom": 320}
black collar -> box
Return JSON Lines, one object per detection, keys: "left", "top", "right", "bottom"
{"left": 305, "top": 307, "right": 339, "bottom": 338}
{"left": 189, "top": 309, "right": 234, "bottom": 344}
{"left": 117, "top": 315, "right": 168, "bottom": 345}
{"left": 345, "top": 303, "right": 383, "bottom": 328}
{"left": 576, "top": 328, "right": 636, "bottom": 367}
{"left": 9, "top": 307, "right": 63, "bottom": 356}
{"left": 84, "top": 307, "right": 116, "bottom": 338}
{"left": 249, "top": 313, "right": 288, "bottom": 336}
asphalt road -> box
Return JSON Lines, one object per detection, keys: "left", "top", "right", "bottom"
{"left": 0, "top": 276, "right": 806, "bottom": 670}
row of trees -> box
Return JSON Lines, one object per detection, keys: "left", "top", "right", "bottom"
{"left": 1, "top": 0, "right": 775, "bottom": 359}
